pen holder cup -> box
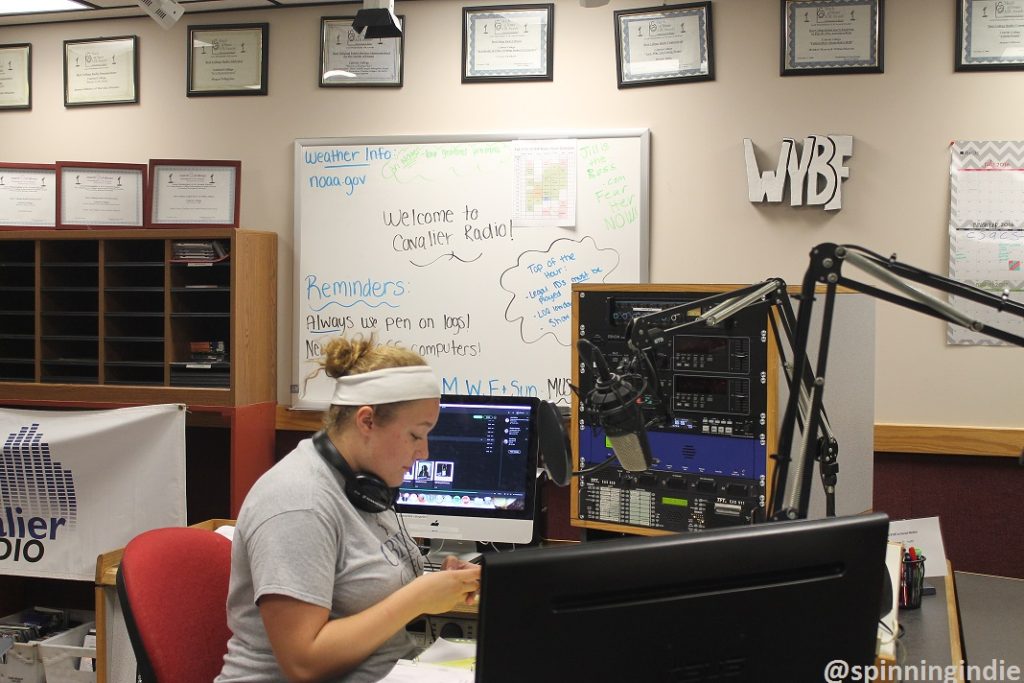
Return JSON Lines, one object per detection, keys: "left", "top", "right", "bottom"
{"left": 900, "top": 557, "right": 926, "bottom": 610}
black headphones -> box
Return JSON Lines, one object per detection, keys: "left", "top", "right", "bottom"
{"left": 312, "top": 430, "right": 398, "bottom": 513}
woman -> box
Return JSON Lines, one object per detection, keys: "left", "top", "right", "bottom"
{"left": 216, "top": 337, "right": 480, "bottom": 682}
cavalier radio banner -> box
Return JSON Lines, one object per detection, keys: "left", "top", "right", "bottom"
{"left": 0, "top": 404, "right": 186, "bottom": 580}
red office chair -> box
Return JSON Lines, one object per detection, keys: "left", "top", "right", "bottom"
{"left": 116, "top": 527, "right": 233, "bottom": 683}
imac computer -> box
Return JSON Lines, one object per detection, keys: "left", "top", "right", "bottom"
{"left": 397, "top": 394, "right": 540, "bottom": 562}
{"left": 476, "top": 512, "right": 889, "bottom": 682}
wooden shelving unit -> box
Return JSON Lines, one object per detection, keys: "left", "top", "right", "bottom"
{"left": 0, "top": 228, "right": 277, "bottom": 519}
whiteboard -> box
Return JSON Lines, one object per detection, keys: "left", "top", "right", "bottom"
{"left": 293, "top": 131, "right": 650, "bottom": 409}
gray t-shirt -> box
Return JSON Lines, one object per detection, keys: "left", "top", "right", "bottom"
{"left": 216, "top": 438, "right": 422, "bottom": 683}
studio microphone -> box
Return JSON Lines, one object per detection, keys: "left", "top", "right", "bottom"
{"left": 577, "top": 339, "right": 653, "bottom": 472}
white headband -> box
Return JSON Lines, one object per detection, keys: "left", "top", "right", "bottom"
{"left": 330, "top": 365, "right": 441, "bottom": 406}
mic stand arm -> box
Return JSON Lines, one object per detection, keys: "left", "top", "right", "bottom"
{"left": 769, "top": 243, "right": 1024, "bottom": 521}
{"left": 767, "top": 286, "right": 840, "bottom": 518}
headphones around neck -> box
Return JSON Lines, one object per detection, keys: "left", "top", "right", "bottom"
{"left": 312, "top": 430, "right": 398, "bottom": 513}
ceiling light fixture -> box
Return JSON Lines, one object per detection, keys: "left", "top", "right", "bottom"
{"left": 352, "top": 0, "right": 402, "bottom": 39}
{"left": 135, "top": 0, "right": 184, "bottom": 29}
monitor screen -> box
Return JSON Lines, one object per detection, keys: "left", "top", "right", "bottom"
{"left": 476, "top": 512, "right": 889, "bottom": 681}
{"left": 397, "top": 394, "right": 540, "bottom": 550}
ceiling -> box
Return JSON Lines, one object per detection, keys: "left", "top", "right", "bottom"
{"left": 0, "top": 0, "right": 359, "bottom": 27}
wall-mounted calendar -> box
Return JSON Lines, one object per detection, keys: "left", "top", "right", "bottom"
{"left": 947, "top": 141, "right": 1024, "bottom": 345}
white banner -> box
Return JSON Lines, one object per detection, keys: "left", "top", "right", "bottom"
{"left": 0, "top": 404, "right": 186, "bottom": 580}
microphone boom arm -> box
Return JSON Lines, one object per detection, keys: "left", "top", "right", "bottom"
{"left": 769, "top": 243, "right": 1024, "bottom": 521}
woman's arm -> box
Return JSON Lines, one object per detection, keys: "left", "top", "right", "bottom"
{"left": 259, "top": 566, "right": 480, "bottom": 683}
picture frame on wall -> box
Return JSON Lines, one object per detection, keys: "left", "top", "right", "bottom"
{"left": 462, "top": 4, "right": 554, "bottom": 82}
{"left": 0, "top": 163, "right": 56, "bottom": 229}
{"left": 187, "top": 23, "right": 269, "bottom": 96}
{"left": 781, "top": 0, "right": 883, "bottom": 75}
{"left": 0, "top": 43, "right": 32, "bottom": 110}
{"left": 148, "top": 159, "right": 241, "bottom": 228}
{"left": 319, "top": 16, "right": 404, "bottom": 87}
{"left": 56, "top": 161, "right": 147, "bottom": 229}
{"left": 956, "top": 0, "right": 1024, "bottom": 71}
{"left": 614, "top": 2, "right": 714, "bottom": 88}
{"left": 63, "top": 36, "right": 138, "bottom": 106}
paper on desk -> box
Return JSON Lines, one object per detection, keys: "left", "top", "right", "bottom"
{"left": 877, "top": 541, "right": 902, "bottom": 661}
{"left": 380, "top": 660, "right": 473, "bottom": 683}
{"left": 888, "top": 516, "right": 948, "bottom": 577}
{"left": 379, "top": 638, "right": 476, "bottom": 682}
{"left": 415, "top": 637, "right": 476, "bottom": 667}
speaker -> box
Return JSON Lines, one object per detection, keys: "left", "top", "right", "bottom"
{"left": 312, "top": 430, "right": 398, "bottom": 513}
{"left": 428, "top": 616, "right": 478, "bottom": 643}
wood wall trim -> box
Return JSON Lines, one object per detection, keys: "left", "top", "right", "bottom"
{"left": 874, "top": 424, "right": 1024, "bottom": 458}
{"left": 276, "top": 407, "right": 1024, "bottom": 458}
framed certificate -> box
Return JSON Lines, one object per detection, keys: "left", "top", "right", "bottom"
{"left": 0, "top": 163, "right": 55, "bottom": 229}
{"left": 462, "top": 4, "right": 554, "bottom": 82}
{"left": 614, "top": 2, "right": 714, "bottom": 88}
{"left": 781, "top": 0, "right": 883, "bottom": 75}
{"left": 63, "top": 36, "right": 138, "bottom": 106}
{"left": 56, "top": 161, "right": 146, "bottom": 229}
{"left": 187, "top": 23, "right": 268, "bottom": 96}
{"left": 320, "top": 16, "right": 404, "bottom": 87}
{"left": 956, "top": 0, "right": 1024, "bottom": 71}
{"left": 0, "top": 44, "right": 31, "bottom": 110}
{"left": 148, "top": 159, "right": 241, "bottom": 228}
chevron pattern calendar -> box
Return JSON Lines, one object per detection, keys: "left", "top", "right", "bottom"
{"left": 948, "top": 140, "right": 1024, "bottom": 345}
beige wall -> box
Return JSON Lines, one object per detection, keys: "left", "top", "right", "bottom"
{"left": 2, "top": 0, "right": 1020, "bottom": 428}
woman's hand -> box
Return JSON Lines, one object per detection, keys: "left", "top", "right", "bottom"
{"left": 440, "top": 555, "right": 478, "bottom": 571}
{"left": 410, "top": 563, "right": 481, "bottom": 614}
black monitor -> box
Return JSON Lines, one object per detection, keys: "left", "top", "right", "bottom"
{"left": 476, "top": 512, "right": 888, "bottom": 682}
{"left": 397, "top": 394, "right": 540, "bottom": 561}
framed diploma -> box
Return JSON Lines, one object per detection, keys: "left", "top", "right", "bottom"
{"left": 614, "top": 2, "right": 714, "bottom": 88}
{"left": 320, "top": 16, "right": 404, "bottom": 87}
{"left": 63, "top": 36, "right": 138, "bottom": 106}
{"left": 0, "top": 44, "right": 31, "bottom": 110}
{"left": 187, "top": 23, "right": 269, "bottom": 96}
{"left": 462, "top": 4, "right": 554, "bottom": 82}
{"left": 56, "top": 161, "right": 146, "bottom": 229}
{"left": 0, "top": 163, "right": 55, "bottom": 230}
{"left": 781, "top": 0, "right": 883, "bottom": 75}
{"left": 148, "top": 159, "right": 241, "bottom": 228}
{"left": 956, "top": 0, "right": 1024, "bottom": 71}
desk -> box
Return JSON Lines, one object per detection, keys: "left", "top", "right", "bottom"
{"left": 955, "top": 571, "right": 1024, "bottom": 674}
{"left": 899, "top": 575, "right": 963, "bottom": 674}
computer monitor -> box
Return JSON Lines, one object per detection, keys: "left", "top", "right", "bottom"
{"left": 397, "top": 394, "right": 540, "bottom": 560}
{"left": 476, "top": 512, "right": 889, "bottom": 682}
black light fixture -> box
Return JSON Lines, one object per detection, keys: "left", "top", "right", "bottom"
{"left": 352, "top": 0, "right": 402, "bottom": 39}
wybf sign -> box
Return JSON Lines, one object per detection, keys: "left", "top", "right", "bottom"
{"left": 744, "top": 135, "right": 853, "bottom": 211}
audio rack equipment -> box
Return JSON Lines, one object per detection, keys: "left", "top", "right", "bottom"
{"left": 571, "top": 284, "right": 778, "bottom": 536}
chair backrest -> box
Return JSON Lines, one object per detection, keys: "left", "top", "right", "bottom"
{"left": 116, "top": 527, "right": 233, "bottom": 683}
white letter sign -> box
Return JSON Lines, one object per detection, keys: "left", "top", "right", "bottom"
{"left": 744, "top": 135, "right": 853, "bottom": 211}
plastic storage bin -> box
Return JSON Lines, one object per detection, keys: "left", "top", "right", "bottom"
{"left": 38, "top": 622, "right": 96, "bottom": 683}
{"left": 0, "top": 609, "right": 94, "bottom": 683}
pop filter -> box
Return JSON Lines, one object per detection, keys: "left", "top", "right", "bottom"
{"left": 537, "top": 400, "right": 571, "bottom": 487}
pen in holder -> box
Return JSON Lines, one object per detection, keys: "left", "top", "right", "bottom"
{"left": 899, "top": 546, "right": 926, "bottom": 610}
